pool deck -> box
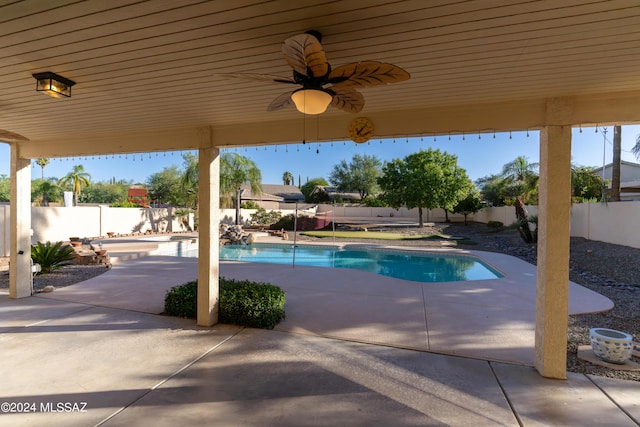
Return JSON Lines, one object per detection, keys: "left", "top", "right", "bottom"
{"left": 0, "top": 234, "right": 637, "bottom": 426}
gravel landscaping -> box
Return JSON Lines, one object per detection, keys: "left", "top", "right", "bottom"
{"left": 1, "top": 221, "right": 638, "bottom": 381}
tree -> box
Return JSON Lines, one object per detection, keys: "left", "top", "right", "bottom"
{"left": 500, "top": 156, "right": 539, "bottom": 243}
{"left": 181, "top": 153, "right": 199, "bottom": 209}
{"left": 220, "top": 152, "right": 262, "bottom": 225}
{"left": 300, "top": 177, "right": 328, "bottom": 202}
{"left": 453, "top": 190, "right": 483, "bottom": 225}
{"left": 633, "top": 134, "right": 640, "bottom": 160}
{"left": 0, "top": 174, "right": 9, "bottom": 202}
{"left": 571, "top": 166, "right": 603, "bottom": 202}
{"left": 329, "top": 154, "right": 382, "bottom": 199}
{"left": 378, "top": 149, "right": 472, "bottom": 227}
{"left": 59, "top": 165, "right": 91, "bottom": 206}
{"left": 32, "top": 179, "right": 61, "bottom": 206}
{"left": 35, "top": 158, "right": 49, "bottom": 180}
{"left": 78, "top": 181, "right": 130, "bottom": 204}
{"left": 146, "top": 166, "right": 187, "bottom": 206}
{"left": 282, "top": 171, "right": 293, "bottom": 185}
{"left": 476, "top": 174, "right": 510, "bottom": 207}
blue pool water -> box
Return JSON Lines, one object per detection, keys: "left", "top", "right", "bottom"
{"left": 181, "top": 244, "right": 502, "bottom": 283}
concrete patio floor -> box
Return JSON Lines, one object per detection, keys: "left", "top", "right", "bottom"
{"left": 0, "top": 236, "right": 637, "bottom": 425}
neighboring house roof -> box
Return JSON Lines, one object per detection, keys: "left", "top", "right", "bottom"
{"left": 592, "top": 161, "right": 640, "bottom": 183}
{"left": 239, "top": 184, "right": 304, "bottom": 203}
{"left": 261, "top": 184, "right": 305, "bottom": 201}
{"left": 311, "top": 186, "right": 361, "bottom": 201}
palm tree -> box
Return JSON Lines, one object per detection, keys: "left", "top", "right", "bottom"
{"left": 35, "top": 180, "right": 59, "bottom": 206}
{"left": 633, "top": 134, "right": 640, "bottom": 160}
{"left": 59, "top": 165, "right": 91, "bottom": 206}
{"left": 220, "top": 153, "right": 262, "bottom": 225}
{"left": 181, "top": 153, "right": 199, "bottom": 209}
{"left": 501, "top": 156, "right": 539, "bottom": 243}
{"left": 35, "top": 158, "right": 49, "bottom": 180}
{"left": 282, "top": 171, "right": 293, "bottom": 185}
{"left": 180, "top": 153, "right": 199, "bottom": 228}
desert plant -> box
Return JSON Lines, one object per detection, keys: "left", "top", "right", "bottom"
{"left": 31, "top": 241, "right": 76, "bottom": 273}
{"left": 164, "top": 278, "right": 286, "bottom": 329}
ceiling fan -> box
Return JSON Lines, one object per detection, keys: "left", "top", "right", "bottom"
{"left": 222, "top": 31, "right": 410, "bottom": 114}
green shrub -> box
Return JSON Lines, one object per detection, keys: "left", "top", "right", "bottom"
{"left": 31, "top": 241, "right": 76, "bottom": 274}
{"left": 487, "top": 221, "right": 503, "bottom": 229}
{"left": 270, "top": 214, "right": 318, "bottom": 231}
{"left": 241, "top": 201, "right": 260, "bottom": 209}
{"left": 109, "top": 200, "right": 140, "bottom": 207}
{"left": 219, "top": 278, "right": 286, "bottom": 329}
{"left": 164, "top": 278, "right": 286, "bottom": 329}
{"left": 164, "top": 280, "right": 198, "bottom": 318}
{"left": 250, "top": 207, "right": 282, "bottom": 227}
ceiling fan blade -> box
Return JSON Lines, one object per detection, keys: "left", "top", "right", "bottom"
{"left": 216, "top": 73, "right": 296, "bottom": 84}
{"left": 0, "top": 129, "right": 29, "bottom": 142}
{"left": 267, "top": 91, "right": 294, "bottom": 111}
{"left": 328, "top": 61, "right": 410, "bottom": 88}
{"left": 282, "top": 33, "right": 329, "bottom": 79}
{"left": 328, "top": 87, "right": 364, "bottom": 113}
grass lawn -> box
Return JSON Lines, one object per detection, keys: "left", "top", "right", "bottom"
{"left": 300, "top": 230, "right": 471, "bottom": 242}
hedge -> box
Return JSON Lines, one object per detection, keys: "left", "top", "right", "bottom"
{"left": 164, "top": 278, "right": 286, "bottom": 329}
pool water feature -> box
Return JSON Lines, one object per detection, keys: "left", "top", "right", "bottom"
{"left": 180, "top": 244, "right": 502, "bottom": 283}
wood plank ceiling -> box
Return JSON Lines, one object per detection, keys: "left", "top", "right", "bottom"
{"left": 1, "top": 0, "right": 640, "bottom": 147}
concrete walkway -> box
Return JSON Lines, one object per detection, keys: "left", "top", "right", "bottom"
{"left": 0, "top": 237, "right": 637, "bottom": 425}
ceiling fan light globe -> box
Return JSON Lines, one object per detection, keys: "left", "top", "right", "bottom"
{"left": 291, "top": 89, "right": 332, "bottom": 114}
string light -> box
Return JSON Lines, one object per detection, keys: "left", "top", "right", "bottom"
{"left": 462, "top": 132, "right": 465, "bottom": 141}
{"left": 493, "top": 131, "right": 496, "bottom": 139}
{"left": 579, "top": 124, "right": 583, "bottom": 133}
{"left": 509, "top": 131, "right": 512, "bottom": 139}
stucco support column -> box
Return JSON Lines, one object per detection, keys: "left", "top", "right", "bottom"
{"left": 9, "top": 145, "right": 32, "bottom": 298}
{"left": 535, "top": 98, "right": 573, "bottom": 379}
{"left": 197, "top": 145, "right": 220, "bottom": 326}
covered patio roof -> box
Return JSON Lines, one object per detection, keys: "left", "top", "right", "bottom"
{"left": 1, "top": 0, "right": 640, "bottom": 153}
{"left": 3, "top": 1, "right": 640, "bottom": 380}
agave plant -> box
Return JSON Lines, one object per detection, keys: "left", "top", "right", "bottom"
{"left": 31, "top": 241, "right": 77, "bottom": 274}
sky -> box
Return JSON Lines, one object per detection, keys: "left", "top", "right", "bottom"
{"left": 1, "top": 125, "right": 639, "bottom": 186}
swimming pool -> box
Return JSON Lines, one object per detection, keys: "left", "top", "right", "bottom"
{"left": 180, "top": 244, "right": 503, "bottom": 283}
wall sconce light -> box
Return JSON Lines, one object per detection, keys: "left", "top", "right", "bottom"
{"left": 291, "top": 88, "right": 332, "bottom": 115}
{"left": 32, "top": 72, "right": 75, "bottom": 98}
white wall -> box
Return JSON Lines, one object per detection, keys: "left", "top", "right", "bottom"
{"left": 472, "top": 205, "right": 539, "bottom": 225}
{"left": 472, "top": 202, "right": 640, "bottom": 249}
{"left": 0, "top": 206, "right": 193, "bottom": 256}
{"left": 570, "top": 201, "right": 640, "bottom": 248}
{"left": 315, "top": 205, "right": 465, "bottom": 222}
{"left": 2, "top": 202, "right": 638, "bottom": 257}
